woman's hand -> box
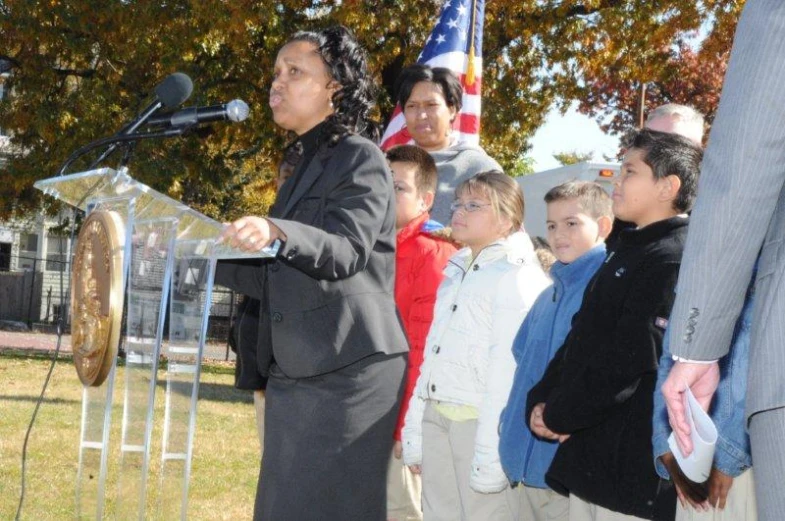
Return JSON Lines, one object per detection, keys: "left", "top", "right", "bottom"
{"left": 219, "top": 216, "right": 287, "bottom": 252}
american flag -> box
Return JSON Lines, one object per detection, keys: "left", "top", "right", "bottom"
{"left": 380, "top": 0, "right": 486, "bottom": 151}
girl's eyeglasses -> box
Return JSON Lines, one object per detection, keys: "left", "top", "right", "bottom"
{"left": 450, "top": 201, "right": 491, "bottom": 213}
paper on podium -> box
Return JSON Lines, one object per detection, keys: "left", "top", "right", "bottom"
{"left": 667, "top": 386, "right": 718, "bottom": 483}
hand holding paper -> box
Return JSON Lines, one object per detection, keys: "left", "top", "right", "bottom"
{"left": 667, "top": 386, "right": 718, "bottom": 483}
{"left": 662, "top": 361, "right": 720, "bottom": 456}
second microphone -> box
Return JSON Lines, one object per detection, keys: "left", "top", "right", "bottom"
{"left": 146, "top": 99, "right": 250, "bottom": 129}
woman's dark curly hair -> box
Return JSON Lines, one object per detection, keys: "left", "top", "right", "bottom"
{"left": 287, "top": 26, "right": 379, "bottom": 145}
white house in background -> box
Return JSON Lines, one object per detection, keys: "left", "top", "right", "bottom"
{"left": 0, "top": 214, "right": 74, "bottom": 323}
{"left": 0, "top": 60, "right": 73, "bottom": 322}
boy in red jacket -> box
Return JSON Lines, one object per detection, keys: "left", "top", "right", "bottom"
{"left": 387, "top": 145, "right": 457, "bottom": 521}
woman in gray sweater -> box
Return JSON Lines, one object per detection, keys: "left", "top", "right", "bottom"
{"left": 394, "top": 64, "right": 502, "bottom": 225}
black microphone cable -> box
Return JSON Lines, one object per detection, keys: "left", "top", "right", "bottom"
{"left": 15, "top": 208, "right": 78, "bottom": 521}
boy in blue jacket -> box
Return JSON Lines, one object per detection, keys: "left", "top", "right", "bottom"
{"left": 499, "top": 180, "right": 613, "bottom": 521}
{"left": 526, "top": 130, "right": 703, "bottom": 521}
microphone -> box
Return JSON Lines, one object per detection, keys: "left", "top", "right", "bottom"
{"left": 154, "top": 73, "right": 194, "bottom": 109}
{"left": 115, "top": 72, "right": 193, "bottom": 137}
{"left": 145, "top": 99, "right": 250, "bottom": 129}
{"left": 70, "top": 72, "right": 193, "bottom": 174}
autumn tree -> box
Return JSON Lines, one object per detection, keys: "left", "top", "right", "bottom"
{"left": 507, "top": 155, "right": 535, "bottom": 178}
{"left": 0, "top": 0, "right": 745, "bottom": 221}
{"left": 577, "top": 43, "right": 731, "bottom": 141}
{"left": 575, "top": 3, "right": 742, "bottom": 139}
{"left": 553, "top": 150, "right": 594, "bottom": 166}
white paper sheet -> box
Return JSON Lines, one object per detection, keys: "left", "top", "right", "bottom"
{"left": 667, "top": 386, "right": 718, "bottom": 483}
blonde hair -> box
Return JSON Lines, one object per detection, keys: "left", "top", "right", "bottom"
{"left": 455, "top": 170, "right": 524, "bottom": 235}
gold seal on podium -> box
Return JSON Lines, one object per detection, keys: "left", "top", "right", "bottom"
{"left": 71, "top": 210, "right": 125, "bottom": 387}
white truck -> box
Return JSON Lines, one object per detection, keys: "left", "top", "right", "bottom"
{"left": 516, "top": 161, "right": 621, "bottom": 239}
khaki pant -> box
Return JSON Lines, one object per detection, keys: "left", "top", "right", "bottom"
{"left": 253, "top": 390, "right": 265, "bottom": 449}
{"left": 421, "top": 403, "right": 517, "bottom": 521}
{"left": 518, "top": 485, "right": 569, "bottom": 521}
{"left": 675, "top": 469, "right": 757, "bottom": 521}
{"left": 569, "top": 494, "right": 647, "bottom": 521}
{"left": 386, "top": 448, "right": 423, "bottom": 521}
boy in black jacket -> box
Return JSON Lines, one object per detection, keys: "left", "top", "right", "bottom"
{"left": 526, "top": 129, "right": 703, "bottom": 521}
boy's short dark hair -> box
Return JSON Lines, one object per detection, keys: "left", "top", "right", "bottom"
{"left": 386, "top": 145, "right": 438, "bottom": 194}
{"left": 394, "top": 64, "right": 463, "bottom": 112}
{"left": 627, "top": 129, "right": 703, "bottom": 213}
{"left": 544, "top": 180, "right": 613, "bottom": 220}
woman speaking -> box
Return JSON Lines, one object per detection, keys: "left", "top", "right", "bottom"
{"left": 217, "top": 26, "right": 408, "bottom": 521}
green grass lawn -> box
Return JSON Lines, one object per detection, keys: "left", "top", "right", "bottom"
{"left": 0, "top": 352, "right": 259, "bottom": 520}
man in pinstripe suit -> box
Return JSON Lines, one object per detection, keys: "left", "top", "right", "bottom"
{"left": 662, "top": 1, "right": 785, "bottom": 519}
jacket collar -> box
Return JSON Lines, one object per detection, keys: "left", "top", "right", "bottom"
{"left": 278, "top": 123, "right": 336, "bottom": 218}
{"left": 616, "top": 215, "right": 689, "bottom": 248}
{"left": 298, "top": 121, "right": 323, "bottom": 157}
{"left": 550, "top": 244, "right": 606, "bottom": 288}
{"left": 451, "top": 230, "right": 538, "bottom": 269}
{"left": 397, "top": 212, "right": 430, "bottom": 247}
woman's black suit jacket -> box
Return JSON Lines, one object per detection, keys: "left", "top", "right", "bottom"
{"left": 215, "top": 132, "right": 409, "bottom": 380}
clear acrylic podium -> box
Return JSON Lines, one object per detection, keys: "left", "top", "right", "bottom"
{"left": 35, "top": 168, "right": 275, "bottom": 520}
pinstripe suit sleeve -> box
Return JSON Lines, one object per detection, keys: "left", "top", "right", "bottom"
{"left": 669, "top": 0, "right": 785, "bottom": 360}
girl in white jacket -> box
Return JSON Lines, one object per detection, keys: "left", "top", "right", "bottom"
{"left": 402, "top": 171, "right": 550, "bottom": 521}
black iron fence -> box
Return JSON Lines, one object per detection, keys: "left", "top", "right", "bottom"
{"left": 0, "top": 252, "right": 241, "bottom": 344}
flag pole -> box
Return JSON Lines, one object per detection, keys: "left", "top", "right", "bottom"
{"left": 466, "top": 0, "right": 479, "bottom": 86}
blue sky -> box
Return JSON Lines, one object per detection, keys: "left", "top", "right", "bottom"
{"left": 528, "top": 101, "right": 621, "bottom": 172}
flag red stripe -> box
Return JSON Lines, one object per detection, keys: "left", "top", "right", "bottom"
{"left": 381, "top": 128, "right": 413, "bottom": 151}
{"left": 388, "top": 105, "right": 403, "bottom": 120}
{"left": 460, "top": 74, "right": 482, "bottom": 96}
{"left": 455, "top": 113, "right": 480, "bottom": 134}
